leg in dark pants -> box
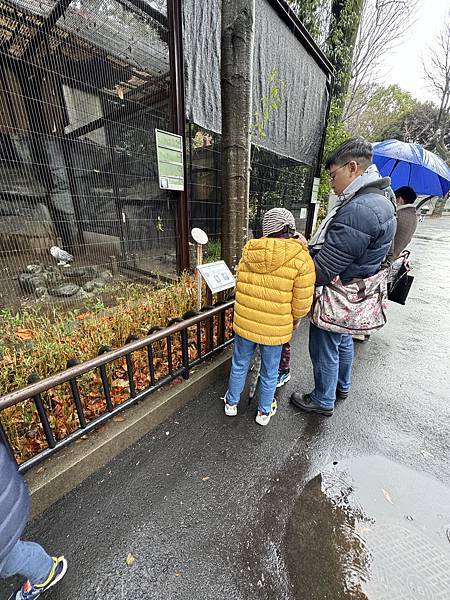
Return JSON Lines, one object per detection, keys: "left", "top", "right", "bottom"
{"left": 279, "top": 342, "right": 291, "bottom": 372}
{"left": 309, "top": 323, "right": 353, "bottom": 410}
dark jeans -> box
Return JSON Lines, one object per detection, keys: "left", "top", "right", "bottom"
{"left": 309, "top": 323, "right": 353, "bottom": 409}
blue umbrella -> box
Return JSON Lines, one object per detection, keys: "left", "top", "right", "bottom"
{"left": 372, "top": 139, "right": 450, "bottom": 197}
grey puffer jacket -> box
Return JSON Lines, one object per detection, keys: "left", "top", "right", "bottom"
{"left": 312, "top": 178, "right": 397, "bottom": 285}
{"left": 0, "top": 443, "right": 29, "bottom": 564}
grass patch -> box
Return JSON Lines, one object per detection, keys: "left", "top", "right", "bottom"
{"left": 0, "top": 275, "right": 208, "bottom": 463}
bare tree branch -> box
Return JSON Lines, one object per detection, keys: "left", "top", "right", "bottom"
{"left": 343, "top": 0, "right": 418, "bottom": 123}
{"left": 422, "top": 16, "right": 450, "bottom": 160}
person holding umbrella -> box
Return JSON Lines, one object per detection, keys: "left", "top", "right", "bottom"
{"left": 372, "top": 141, "right": 450, "bottom": 304}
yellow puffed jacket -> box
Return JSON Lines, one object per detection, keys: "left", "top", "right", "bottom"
{"left": 233, "top": 237, "right": 316, "bottom": 346}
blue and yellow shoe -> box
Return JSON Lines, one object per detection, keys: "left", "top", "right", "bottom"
{"left": 270, "top": 398, "right": 278, "bottom": 416}
{"left": 276, "top": 370, "right": 291, "bottom": 388}
{"left": 9, "top": 556, "right": 67, "bottom": 599}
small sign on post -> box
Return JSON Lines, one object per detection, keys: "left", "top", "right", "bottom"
{"left": 196, "top": 259, "right": 235, "bottom": 353}
{"left": 191, "top": 228, "right": 209, "bottom": 309}
{"left": 197, "top": 261, "right": 235, "bottom": 294}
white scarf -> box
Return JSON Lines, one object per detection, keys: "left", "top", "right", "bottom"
{"left": 309, "top": 164, "right": 384, "bottom": 251}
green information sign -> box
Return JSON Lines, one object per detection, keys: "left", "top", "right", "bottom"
{"left": 155, "top": 129, "right": 184, "bottom": 191}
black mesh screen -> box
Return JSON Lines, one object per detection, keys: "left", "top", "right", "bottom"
{"left": 187, "top": 124, "right": 313, "bottom": 260}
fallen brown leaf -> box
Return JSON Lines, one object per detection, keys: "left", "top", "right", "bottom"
{"left": 75, "top": 313, "right": 90, "bottom": 321}
{"left": 16, "top": 328, "right": 34, "bottom": 341}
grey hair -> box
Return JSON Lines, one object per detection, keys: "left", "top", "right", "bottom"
{"left": 325, "top": 138, "right": 373, "bottom": 171}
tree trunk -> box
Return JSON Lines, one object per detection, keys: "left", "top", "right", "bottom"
{"left": 327, "top": 0, "right": 364, "bottom": 120}
{"left": 221, "top": 0, "right": 255, "bottom": 269}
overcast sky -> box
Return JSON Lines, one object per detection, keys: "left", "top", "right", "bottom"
{"left": 380, "top": 0, "right": 449, "bottom": 104}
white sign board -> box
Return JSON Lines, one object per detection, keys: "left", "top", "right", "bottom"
{"left": 310, "top": 177, "right": 320, "bottom": 204}
{"left": 197, "top": 261, "right": 235, "bottom": 294}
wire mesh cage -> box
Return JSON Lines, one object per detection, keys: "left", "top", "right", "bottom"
{"left": 0, "top": 0, "right": 176, "bottom": 312}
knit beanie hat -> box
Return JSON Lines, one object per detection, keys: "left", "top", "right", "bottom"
{"left": 262, "top": 208, "right": 296, "bottom": 237}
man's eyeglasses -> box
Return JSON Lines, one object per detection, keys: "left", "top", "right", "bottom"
{"left": 329, "top": 161, "right": 350, "bottom": 182}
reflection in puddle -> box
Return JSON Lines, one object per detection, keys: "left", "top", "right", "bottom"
{"left": 285, "top": 456, "right": 450, "bottom": 599}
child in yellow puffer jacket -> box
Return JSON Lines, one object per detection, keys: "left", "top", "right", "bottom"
{"left": 223, "top": 208, "right": 316, "bottom": 426}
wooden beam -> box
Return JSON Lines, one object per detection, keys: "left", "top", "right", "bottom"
{"left": 21, "top": 0, "right": 73, "bottom": 64}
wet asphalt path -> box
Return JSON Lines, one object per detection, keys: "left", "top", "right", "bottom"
{"left": 1, "top": 217, "right": 449, "bottom": 600}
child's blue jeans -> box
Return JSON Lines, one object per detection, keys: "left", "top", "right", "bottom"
{"left": 226, "top": 334, "right": 282, "bottom": 414}
{"left": 0, "top": 540, "right": 53, "bottom": 585}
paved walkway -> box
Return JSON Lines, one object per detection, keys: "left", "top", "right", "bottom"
{"left": 1, "top": 218, "right": 449, "bottom": 600}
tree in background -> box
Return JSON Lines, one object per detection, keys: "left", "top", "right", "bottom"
{"left": 290, "top": 0, "right": 365, "bottom": 216}
{"left": 346, "top": 84, "right": 417, "bottom": 140}
{"left": 326, "top": 0, "right": 364, "bottom": 117}
{"left": 287, "top": 0, "right": 448, "bottom": 225}
{"left": 289, "top": 0, "right": 331, "bottom": 47}
{"left": 423, "top": 16, "right": 450, "bottom": 162}
{"left": 347, "top": 15, "right": 450, "bottom": 162}
{"left": 343, "top": 0, "right": 418, "bottom": 126}
{"left": 376, "top": 100, "right": 450, "bottom": 155}
{"left": 316, "top": 1, "right": 365, "bottom": 213}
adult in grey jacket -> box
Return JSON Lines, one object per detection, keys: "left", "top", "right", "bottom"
{"left": 291, "top": 138, "right": 396, "bottom": 416}
{"left": 392, "top": 186, "right": 418, "bottom": 259}
{"left": 0, "top": 443, "right": 67, "bottom": 599}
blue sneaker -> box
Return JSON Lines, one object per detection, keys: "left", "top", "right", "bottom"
{"left": 276, "top": 370, "right": 291, "bottom": 388}
{"left": 9, "top": 556, "right": 67, "bottom": 599}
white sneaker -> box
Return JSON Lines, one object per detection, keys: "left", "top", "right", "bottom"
{"left": 222, "top": 393, "right": 238, "bottom": 417}
{"left": 255, "top": 411, "right": 271, "bottom": 426}
{"left": 225, "top": 403, "right": 238, "bottom": 417}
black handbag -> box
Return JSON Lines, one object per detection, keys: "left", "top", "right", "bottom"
{"left": 388, "top": 252, "right": 414, "bottom": 305}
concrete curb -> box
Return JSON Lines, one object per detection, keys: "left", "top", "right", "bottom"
{"left": 26, "top": 351, "right": 231, "bottom": 519}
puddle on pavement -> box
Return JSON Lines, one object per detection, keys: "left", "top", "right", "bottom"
{"left": 285, "top": 456, "right": 450, "bottom": 599}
